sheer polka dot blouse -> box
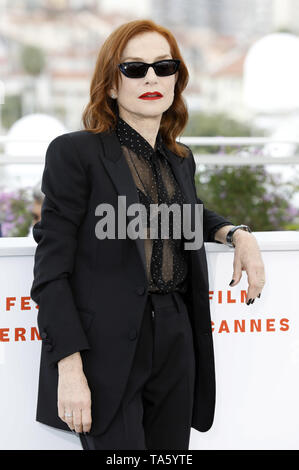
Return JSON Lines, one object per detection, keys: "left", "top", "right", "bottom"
{"left": 115, "top": 116, "right": 189, "bottom": 294}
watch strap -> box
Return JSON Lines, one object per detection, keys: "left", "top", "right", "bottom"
{"left": 226, "top": 224, "right": 252, "bottom": 247}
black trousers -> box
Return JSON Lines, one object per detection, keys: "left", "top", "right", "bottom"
{"left": 79, "top": 291, "right": 196, "bottom": 450}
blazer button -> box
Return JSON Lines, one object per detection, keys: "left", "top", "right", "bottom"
{"left": 45, "top": 343, "right": 53, "bottom": 352}
{"left": 41, "top": 332, "right": 48, "bottom": 340}
{"left": 129, "top": 329, "right": 137, "bottom": 341}
{"left": 136, "top": 286, "right": 145, "bottom": 295}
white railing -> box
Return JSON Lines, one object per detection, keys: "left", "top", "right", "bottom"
{"left": 0, "top": 136, "right": 299, "bottom": 165}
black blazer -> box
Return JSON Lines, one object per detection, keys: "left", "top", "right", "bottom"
{"left": 30, "top": 129, "right": 233, "bottom": 436}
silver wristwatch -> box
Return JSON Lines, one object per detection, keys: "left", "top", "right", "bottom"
{"left": 226, "top": 224, "right": 252, "bottom": 248}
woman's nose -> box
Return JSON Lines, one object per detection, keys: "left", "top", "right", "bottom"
{"left": 144, "top": 65, "right": 158, "bottom": 81}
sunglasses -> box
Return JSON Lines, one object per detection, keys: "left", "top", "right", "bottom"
{"left": 118, "top": 59, "right": 180, "bottom": 79}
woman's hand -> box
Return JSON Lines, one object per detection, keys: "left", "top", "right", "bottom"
{"left": 57, "top": 352, "right": 92, "bottom": 434}
{"left": 230, "top": 230, "right": 266, "bottom": 304}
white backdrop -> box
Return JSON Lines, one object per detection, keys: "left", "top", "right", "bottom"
{"left": 0, "top": 232, "right": 298, "bottom": 450}
{"left": 190, "top": 231, "right": 299, "bottom": 450}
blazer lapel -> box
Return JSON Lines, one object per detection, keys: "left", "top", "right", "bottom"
{"left": 97, "top": 130, "right": 198, "bottom": 278}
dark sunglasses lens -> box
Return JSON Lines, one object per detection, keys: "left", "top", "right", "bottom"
{"left": 155, "top": 61, "right": 178, "bottom": 76}
{"left": 120, "top": 60, "right": 179, "bottom": 78}
{"left": 122, "top": 63, "right": 147, "bottom": 78}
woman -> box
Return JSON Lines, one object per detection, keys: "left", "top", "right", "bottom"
{"left": 30, "top": 19, "right": 265, "bottom": 450}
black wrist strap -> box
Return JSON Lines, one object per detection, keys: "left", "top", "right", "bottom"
{"left": 226, "top": 224, "right": 252, "bottom": 247}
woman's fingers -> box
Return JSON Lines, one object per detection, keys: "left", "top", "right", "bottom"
{"left": 59, "top": 405, "right": 92, "bottom": 434}
{"left": 58, "top": 400, "right": 75, "bottom": 430}
{"left": 57, "top": 362, "right": 92, "bottom": 434}
{"left": 64, "top": 410, "right": 75, "bottom": 431}
{"left": 73, "top": 408, "right": 83, "bottom": 433}
{"left": 82, "top": 405, "right": 92, "bottom": 433}
{"left": 58, "top": 401, "right": 66, "bottom": 422}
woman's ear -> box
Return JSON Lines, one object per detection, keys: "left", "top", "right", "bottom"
{"left": 109, "top": 88, "right": 117, "bottom": 99}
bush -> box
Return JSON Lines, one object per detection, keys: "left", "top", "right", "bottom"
{"left": 184, "top": 111, "right": 299, "bottom": 231}
{"left": 194, "top": 164, "right": 299, "bottom": 231}
{"left": 0, "top": 188, "right": 33, "bottom": 237}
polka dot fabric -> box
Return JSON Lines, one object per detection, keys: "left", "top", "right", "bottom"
{"left": 115, "top": 116, "right": 189, "bottom": 294}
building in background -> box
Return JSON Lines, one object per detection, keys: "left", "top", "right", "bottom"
{"left": 151, "top": 0, "right": 274, "bottom": 39}
{"left": 1, "top": 0, "right": 299, "bottom": 131}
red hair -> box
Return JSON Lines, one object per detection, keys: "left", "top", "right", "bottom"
{"left": 82, "top": 19, "right": 190, "bottom": 158}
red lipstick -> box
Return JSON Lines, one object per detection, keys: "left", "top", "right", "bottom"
{"left": 138, "top": 91, "right": 163, "bottom": 100}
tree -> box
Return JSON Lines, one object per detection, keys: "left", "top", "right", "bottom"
{"left": 183, "top": 111, "right": 299, "bottom": 231}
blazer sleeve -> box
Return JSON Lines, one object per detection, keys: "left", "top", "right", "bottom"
{"left": 188, "top": 147, "right": 234, "bottom": 244}
{"left": 30, "top": 134, "right": 91, "bottom": 367}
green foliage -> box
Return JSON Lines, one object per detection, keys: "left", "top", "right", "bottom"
{"left": 194, "top": 165, "right": 299, "bottom": 231}
{"left": 274, "top": 27, "right": 298, "bottom": 35}
{"left": 20, "top": 44, "right": 45, "bottom": 76}
{"left": 183, "top": 111, "right": 265, "bottom": 154}
{"left": 183, "top": 111, "right": 299, "bottom": 231}
{"left": 0, "top": 188, "right": 33, "bottom": 237}
{"left": 1, "top": 95, "right": 22, "bottom": 129}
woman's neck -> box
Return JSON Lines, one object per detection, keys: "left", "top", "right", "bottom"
{"left": 118, "top": 110, "right": 161, "bottom": 150}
